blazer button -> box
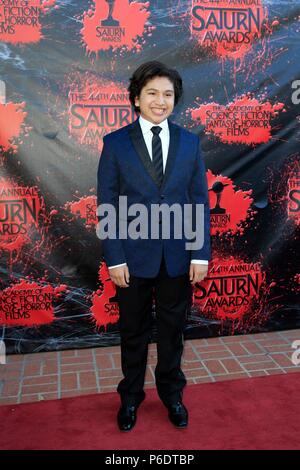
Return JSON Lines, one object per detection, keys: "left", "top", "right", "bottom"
{"left": 160, "top": 194, "right": 165, "bottom": 199}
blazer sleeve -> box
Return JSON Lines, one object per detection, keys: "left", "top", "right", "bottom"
{"left": 97, "top": 136, "right": 127, "bottom": 267}
{"left": 188, "top": 136, "right": 211, "bottom": 261}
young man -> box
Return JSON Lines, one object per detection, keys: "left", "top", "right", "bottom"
{"left": 97, "top": 62, "right": 211, "bottom": 431}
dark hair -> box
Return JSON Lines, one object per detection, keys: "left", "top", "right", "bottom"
{"left": 128, "top": 61, "right": 183, "bottom": 113}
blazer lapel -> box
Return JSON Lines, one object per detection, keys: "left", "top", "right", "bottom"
{"left": 128, "top": 118, "right": 180, "bottom": 190}
{"left": 128, "top": 119, "right": 161, "bottom": 187}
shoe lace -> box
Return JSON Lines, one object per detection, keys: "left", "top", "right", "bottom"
{"left": 172, "top": 402, "right": 183, "bottom": 414}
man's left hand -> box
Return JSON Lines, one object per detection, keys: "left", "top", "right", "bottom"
{"left": 189, "top": 264, "right": 208, "bottom": 285}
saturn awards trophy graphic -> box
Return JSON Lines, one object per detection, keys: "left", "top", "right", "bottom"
{"left": 101, "top": 0, "right": 120, "bottom": 26}
{"left": 209, "top": 181, "right": 229, "bottom": 215}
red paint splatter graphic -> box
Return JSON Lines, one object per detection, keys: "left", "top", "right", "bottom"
{"left": 293, "top": 274, "right": 300, "bottom": 294}
{"left": 91, "top": 262, "right": 119, "bottom": 331}
{"left": 0, "top": 280, "right": 67, "bottom": 326}
{"left": 287, "top": 172, "right": 300, "bottom": 226}
{"left": 81, "top": 0, "right": 151, "bottom": 54}
{"left": 191, "top": 96, "right": 284, "bottom": 145}
{"left": 65, "top": 196, "right": 97, "bottom": 229}
{"left": 0, "top": 102, "right": 27, "bottom": 152}
{"left": 0, "top": 0, "right": 57, "bottom": 44}
{"left": 193, "top": 256, "right": 265, "bottom": 321}
{"left": 0, "top": 178, "right": 44, "bottom": 256}
{"left": 191, "top": 0, "right": 267, "bottom": 60}
{"left": 207, "top": 170, "right": 253, "bottom": 235}
{"left": 68, "top": 76, "right": 136, "bottom": 151}
{"left": 268, "top": 154, "right": 299, "bottom": 207}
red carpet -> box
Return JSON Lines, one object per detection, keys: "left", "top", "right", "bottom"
{"left": 1, "top": 373, "right": 300, "bottom": 450}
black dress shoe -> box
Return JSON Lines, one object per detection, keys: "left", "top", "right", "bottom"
{"left": 117, "top": 405, "right": 138, "bottom": 432}
{"left": 167, "top": 401, "right": 188, "bottom": 428}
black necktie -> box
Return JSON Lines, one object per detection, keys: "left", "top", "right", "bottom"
{"left": 151, "top": 126, "right": 163, "bottom": 186}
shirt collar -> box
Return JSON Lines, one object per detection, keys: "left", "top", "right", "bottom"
{"left": 139, "top": 115, "right": 169, "bottom": 135}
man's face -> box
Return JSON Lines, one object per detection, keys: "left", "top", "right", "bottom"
{"left": 134, "top": 76, "right": 175, "bottom": 124}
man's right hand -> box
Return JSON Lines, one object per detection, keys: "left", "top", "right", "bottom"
{"left": 108, "top": 265, "right": 130, "bottom": 288}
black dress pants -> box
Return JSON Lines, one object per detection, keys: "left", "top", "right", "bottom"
{"left": 116, "top": 255, "right": 191, "bottom": 407}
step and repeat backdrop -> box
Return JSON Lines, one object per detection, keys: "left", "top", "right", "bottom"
{"left": 0, "top": 0, "right": 299, "bottom": 353}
